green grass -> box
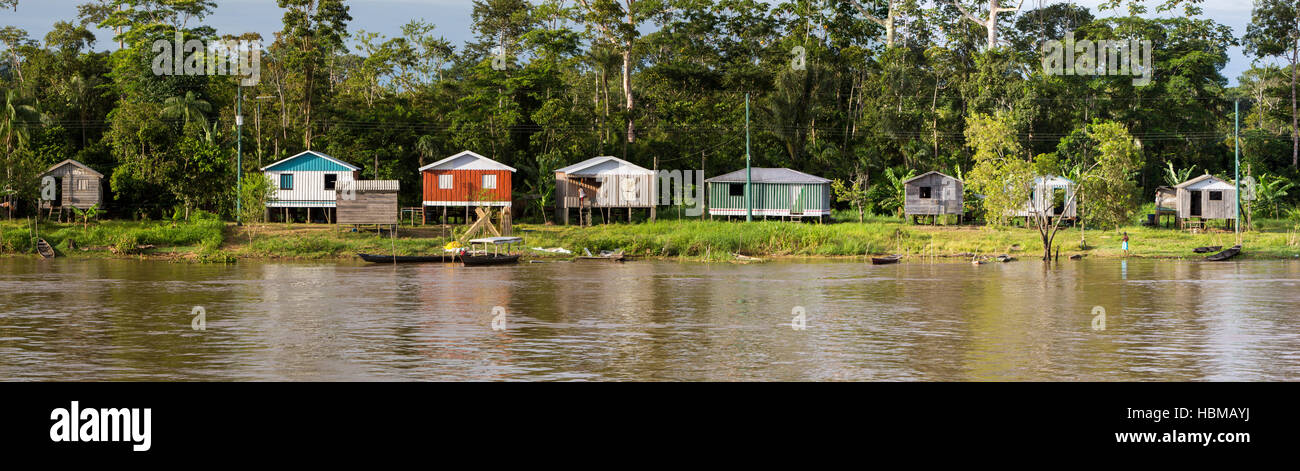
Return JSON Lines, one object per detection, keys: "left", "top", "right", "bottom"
{"left": 2, "top": 217, "right": 225, "bottom": 257}
{"left": 233, "top": 228, "right": 451, "bottom": 259}
{"left": 517, "top": 217, "right": 1300, "bottom": 260}
{"left": 5, "top": 215, "right": 1299, "bottom": 262}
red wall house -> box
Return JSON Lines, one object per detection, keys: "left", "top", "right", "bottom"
{"left": 420, "top": 151, "right": 515, "bottom": 209}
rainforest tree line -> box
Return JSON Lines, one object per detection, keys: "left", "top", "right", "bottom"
{"left": 0, "top": 0, "right": 1296, "bottom": 224}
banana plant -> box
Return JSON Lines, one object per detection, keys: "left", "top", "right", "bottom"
{"left": 70, "top": 203, "right": 100, "bottom": 230}
{"left": 1163, "top": 161, "right": 1196, "bottom": 187}
{"left": 1255, "top": 174, "right": 1294, "bottom": 219}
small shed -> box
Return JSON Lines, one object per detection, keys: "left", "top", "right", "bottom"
{"left": 336, "top": 180, "right": 399, "bottom": 227}
{"left": 903, "top": 171, "right": 963, "bottom": 223}
{"left": 1153, "top": 186, "right": 1177, "bottom": 227}
{"left": 39, "top": 159, "right": 104, "bottom": 211}
{"left": 555, "top": 156, "right": 655, "bottom": 225}
{"left": 262, "top": 150, "right": 361, "bottom": 222}
{"left": 420, "top": 151, "right": 515, "bottom": 224}
{"left": 1174, "top": 174, "right": 1237, "bottom": 225}
{"left": 706, "top": 168, "right": 831, "bottom": 220}
{"left": 1011, "top": 175, "right": 1077, "bottom": 220}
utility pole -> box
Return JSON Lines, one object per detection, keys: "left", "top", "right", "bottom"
{"left": 236, "top": 85, "right": 244, "bottom": 226}
{"left": 1234, "top": 98, "right": 1240, "bottom": 244}
{"left": 745, "top": 93, "right": 752, "bottom": 222}
{"left": 255, "top": 96, "right": 275, "bottom": 169}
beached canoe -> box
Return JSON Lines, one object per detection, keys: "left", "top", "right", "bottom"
{"left": 357, "top": 253, "right": 459, "bottom": 263}
{"left": 871, "top": 255, "right": 902, "bottom": 265}
{"left": 1193, "top": 246, "right": 1222, "bottom": 254}
{"left": 36, "top": 239, "right": 55, "bottom": 259}
{"left": 460, "top": 254, "right": 521, "bottom": 266}
{"left": 1205, "top": 245, "right": 1241, "bottom": 262}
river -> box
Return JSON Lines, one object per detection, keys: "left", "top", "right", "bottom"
{"left": 2, "top": 257, "right": 1298, "bottom": 381}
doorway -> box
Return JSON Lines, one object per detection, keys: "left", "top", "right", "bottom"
{"left": 1190, "top": 190, "right": 1202, "bottom": 216}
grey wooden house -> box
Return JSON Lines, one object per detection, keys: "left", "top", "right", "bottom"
{"left": 39, "top": 159, "right": 104, "bottom": 215}
{"left": 555, "top": 156, "right": 655, "bottom": 225}
{"left": 903, "top": 171, "right": 963, "bottom": 223}
{"left": 1173, "top": 174, "right": 1237, "bottom": 228}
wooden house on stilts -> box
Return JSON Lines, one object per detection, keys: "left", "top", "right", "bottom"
{"left": 38, "top": 159, "right": 104, "bottom": 220}
{"left": 419, "top": 150, "right": 515, "bottom": 226}
{"left": 1173, "top": 174, "right": 1237, "bottom": 229}
{"left": 903, "top": 171, "right": 963, "bottom": 224}
{"left": 555, "top": 156, "right": 655, "bottom": 225}
{"left": 705, "top": 168, "right": 831, "bottom": 221}
{"left": 262, "top": 150, "right": 361, "bottom": 223}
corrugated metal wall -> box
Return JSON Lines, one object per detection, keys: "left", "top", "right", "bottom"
{"left": 422, "top": 169, "right": 512, "bottom": 204}
{"left": 707, "top": 182, "right": 829, "bottom": 216}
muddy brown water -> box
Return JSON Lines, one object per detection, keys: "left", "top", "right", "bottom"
{"left": 2, "top": 257, "right": 1298, "bottom": 381}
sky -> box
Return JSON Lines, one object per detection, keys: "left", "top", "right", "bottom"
{"left": 2, "top": 0, "right": 1257, "bottom": 85}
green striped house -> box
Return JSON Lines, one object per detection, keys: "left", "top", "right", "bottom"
{"left": 706, "top": 168, "right": 831, "bottom": 219}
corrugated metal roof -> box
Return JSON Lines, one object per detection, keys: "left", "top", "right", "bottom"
{"left": 342, "top": 180, "right": 400, "bottom": 191}
{"left": 903, "top": 171, "right": 960, "bottom": 185}
{"left": 1176, "top": 174, "right": 1231, "bottom": 190}
{"left": 419, "top": 150, "right": 516, "bottom": 172}
{"left": 556, "top": 156, "right": 653, "bottom": 176}
{"left": 40, "top": 159, "right": 104, "bottom": 178}
{"left": 705, "top": 168, "right": 830, "bottom": 184}
{"left": 261, "top": 151, "right": 360, "bottom": 172}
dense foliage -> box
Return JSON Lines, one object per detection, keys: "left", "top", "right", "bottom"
{"left": 0, "top": 0, "right": 1296, "bottom": 223}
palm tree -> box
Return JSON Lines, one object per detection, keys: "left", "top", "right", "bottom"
{"left": 162, "top": 91, "right": 212, "bottom": 129}
{"left": 1, "top": 87, "right": 42, "bottom": 219}
{"left": 415, "top": 134, "right": 436, "bottom": 168}
{"left": 64, "top": 74, "right": 101, "bottom": 147}
{"left": 0, "top": 87, "right": 40, "bottom": 153}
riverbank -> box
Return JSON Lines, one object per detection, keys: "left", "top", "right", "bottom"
{"left": 3, "top": 218, "right": 1298, "bottom": 262}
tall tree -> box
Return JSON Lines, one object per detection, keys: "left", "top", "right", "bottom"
{"left": 575, "top": 0, "right": 664, "bottom": 149}
{"left": 275, "top": 0, "right": 352, "bottom": 149}
{"left": 1244, "top": 0, "right": 1300, "bottom": 168}
{"left": 948, "top": 0, "right": 1025, "bottom": 50}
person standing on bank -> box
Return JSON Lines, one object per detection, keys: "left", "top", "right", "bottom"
{"left": 1122, "top": 232, "right": 1130, "bottom": 256}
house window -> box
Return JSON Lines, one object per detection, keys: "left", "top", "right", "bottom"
{"left": 324, "top": 174, "right": 337, "bottom": 191}
{"left": 279, "top": 174, "right": 293, "bottom": 190}
{"left": 1209, "top": 191, "right": 1223, "bottom": 201}
{"left": 729, "top": 183, "right": 745, "bottom": 197}
{"left": 919, "top": 186, "right": 932, "bottom": 199}
{"left": 482, "top": 174, "right": 497, "bottom": 189}
{"left": 77, "top": 179, "right": 88, "bottom": 191}
{"left": 439, "top": 174, "right": 453, "bottom": 189}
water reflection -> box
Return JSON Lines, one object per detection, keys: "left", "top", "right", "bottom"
{"left": 1, "top": 257, "right": 1298, "bottom": 381}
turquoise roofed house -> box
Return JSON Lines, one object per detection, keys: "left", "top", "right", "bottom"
{"left": 260, "top": 150, "right": 361, "bottom": 223}
{"left": 705, "top": 168, "right": 831, "bottom": 222}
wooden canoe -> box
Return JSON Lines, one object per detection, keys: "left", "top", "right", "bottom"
{"left": 1193, "top": 246, "right": 1222, "bottom": 254}
{"left": 461, "top": 254, "right": 521, "bottom": 267}
{"left": 576, "top": 254, "right": 626, "bottom": 262}
{"left": 36, "top": 238, "right": 55, "bottom": 259}
{"left": 357, "top": 253, "right": 459, "bottom": 263}
{"left": 871, "top": 255, "right": 902, "bottom": 265}
{"left": 1205, "top": 245, "right": 1242, "bottom": 262}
